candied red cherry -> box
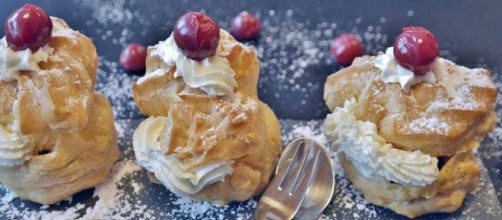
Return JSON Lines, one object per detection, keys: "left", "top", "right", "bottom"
{"left": 120, "top": 43, "right": 147, "bottom": 71}
{"left": 331, "top": 34, "right": 364, "bottom": 65}
{"left": 173, "top": 12, "right": 220, "bottom": 60}
{"left": 5, "top": 4, "right": 53, "bottom": 51}
{"left": 231, "top": 11, "right": 261, "bottom": 40}
{"left": 393, "top": 26, "right": 439, "bottom": 75}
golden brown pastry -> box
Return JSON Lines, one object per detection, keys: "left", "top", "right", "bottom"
{"left": 324, "top": 56, "right": 497, "bottom": 157}
{"left": 340, "top": 151, "right": 480, "bottom": 218}
{"left": 133, "top": 30, "right": 260, "bottom": 116}
{"left": 132, "top": 28, "right": 281, "bottom": 204}
{"left": 0, "top": 17, "right": 119, "bottom": 204}
{"left": 324, "top": 52, "right": 496, "bottom": 218}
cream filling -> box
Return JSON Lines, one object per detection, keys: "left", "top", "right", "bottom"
{"left": 133, "top": 117, "right": 234, "bottom": 197}
{"left": 374, "top": 47, "right": 436, "bottom": 92}
{"left": 0, "top": 17, "right": 93, "bottom": 167}
{"left": 0, "top": 35, "right": 47, "bottom": 165}
{"left": 0, "top": 125, "right": 33, "bottom": 167}
{"left": 0, "top": 37, "right": 54, "bottom": 81}
{"left": 0, "top": 101, "right": 33, "bottom": 167}
{"left": 324, "top": 98, "right": 439, "bottom": 186}
{"left": 147, "top": 33, "right": 237, "bottom": 96}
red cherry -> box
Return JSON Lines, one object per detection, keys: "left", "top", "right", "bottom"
{"left": 173, "top": 12, "right": 220, "bottom": 60}
{"left": 231, "top": 11, "right": 261, "bottom": 40}
{"left": 5, "top": 4, "right": 53, "bottom": 51}
{"left": 331, "top": 34, "right": 364, "bottom": 65}
{"left": 393, "top": 26, "right": 439, "bottom": 75}
{"left": 120, "top": 43, "right": 147, "bottom": 71}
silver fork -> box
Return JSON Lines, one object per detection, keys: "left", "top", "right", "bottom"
{"left": 254, "top": 139, "right": 322, "bottom": 220}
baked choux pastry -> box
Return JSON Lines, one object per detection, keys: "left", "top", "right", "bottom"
{"left": 132, "top": 12, "right": 281, "bottom": 204}
{"left": 0, "top": 5, "right": 119, "bottom": 205}
{"left": 323, "top": 27, "right": 496, "bottom": 218}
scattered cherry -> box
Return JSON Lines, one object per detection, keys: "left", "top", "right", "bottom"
{"left": 393, "top": 26, "right": 439, "bottom": 75}
{"left": 331, "top": 34, "right": 364, "bottom": 65}
{"left": 5, "top": 4, "right": 53, "bottom": 51}
{"left": 173, "top": 12, "right": 220, "bottom": 60}
{"left": 120, "top": 43, "right": 147, "bottom": 71}
{"left": 231, "top": 11, "right": 261, "bottom": 40}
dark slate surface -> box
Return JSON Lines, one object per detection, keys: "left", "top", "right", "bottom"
{"left": 0, "top": 0, "right": 501, "bottom": 219}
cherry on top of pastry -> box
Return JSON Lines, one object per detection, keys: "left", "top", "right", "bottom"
{"left": 331, "top": 33, "right": 364, "bottom": 65}
{"left": 5, "top": 4, "right": 53, "bottom": 51}
{"left": 174, "top": 12, "right": 220, "bottom": 60}
{"left": 393, "top": 26, "right": 439, "bottom": 76}
{"left": 231, "top": 11, "right": 261, "bottom": 40}
{"left": 120, "top": 43, "right": 147, "bottom": 71}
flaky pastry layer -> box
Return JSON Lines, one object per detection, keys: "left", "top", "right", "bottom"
{"left": 0, "top": 18, "right": 119, "bottom": 204}
{"left": 340, "top": 151, "right": 479, "bottom": 218}
{"left": 134, "top": 30, "right": 281, "bottom": 204}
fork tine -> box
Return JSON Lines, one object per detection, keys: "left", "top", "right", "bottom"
{"left": 292, "top": 147, "right": 321, "bottom": 195}
{"left": 269, "top": 140, "right": 303, "bottom": 189}
{"left": 283, "top": 142, "right": 313, "bottom": 193}
{"left": 253, "top": 139, "right": 326, "bottom": 220}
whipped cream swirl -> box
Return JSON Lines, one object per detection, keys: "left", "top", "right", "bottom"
{"left": 0, "top": 37, "right": 53, "bottom": 81}
{"left": 324, "top": 98, "right": 439, "bottom": 186}
{"left": 149, "top": 34, "right": 237, "bottom": 96}
{"left": 0, "top": 35, "right": 46, "bottom": 166}
{"left": 374, "top": 47, "right": 436, "bottom": 92}
{"left": 0, "top": 124, "right": 34, "bottom": 167}
{"left": 133, "top": 117, "right": 234, "bottom": 197}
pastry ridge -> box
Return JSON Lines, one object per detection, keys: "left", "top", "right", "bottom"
{"left": 0, "top": 94, "right": 119, "bottom": 204}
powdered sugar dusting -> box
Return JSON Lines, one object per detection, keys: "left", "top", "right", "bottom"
{"left": 465, "top": 68, "right": 495, "bottom": 88}
{"left": 407, "top": 115, "right": 451, "bottom": 134}
{"left": 0, "top": 159, "right": 143, "bottom": 220}
{"left": 251, "top": 11, "right": 388, "bottom": 117}
{"left": 81, "top": 160, "right": 142, "bottom": 219}
{"left": 0, "top": 1, "right": 500, "bottom": 218}
{"left": 75, "top": 0, "right": 154, "bottom": 46}
{"left": 51, "top": 17, "right": 79, "bottom": 41}
{"left": 283, "top": 120, "right": 327, "bottom": 147}
{"left": 403, "top": 58, "right": 497, "bottom": 134}
{"left": 95, "top": 58, "right": 139, "bottom": 119}
{"left": 0, "top": 184, "right": 85, "bottom": 220}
